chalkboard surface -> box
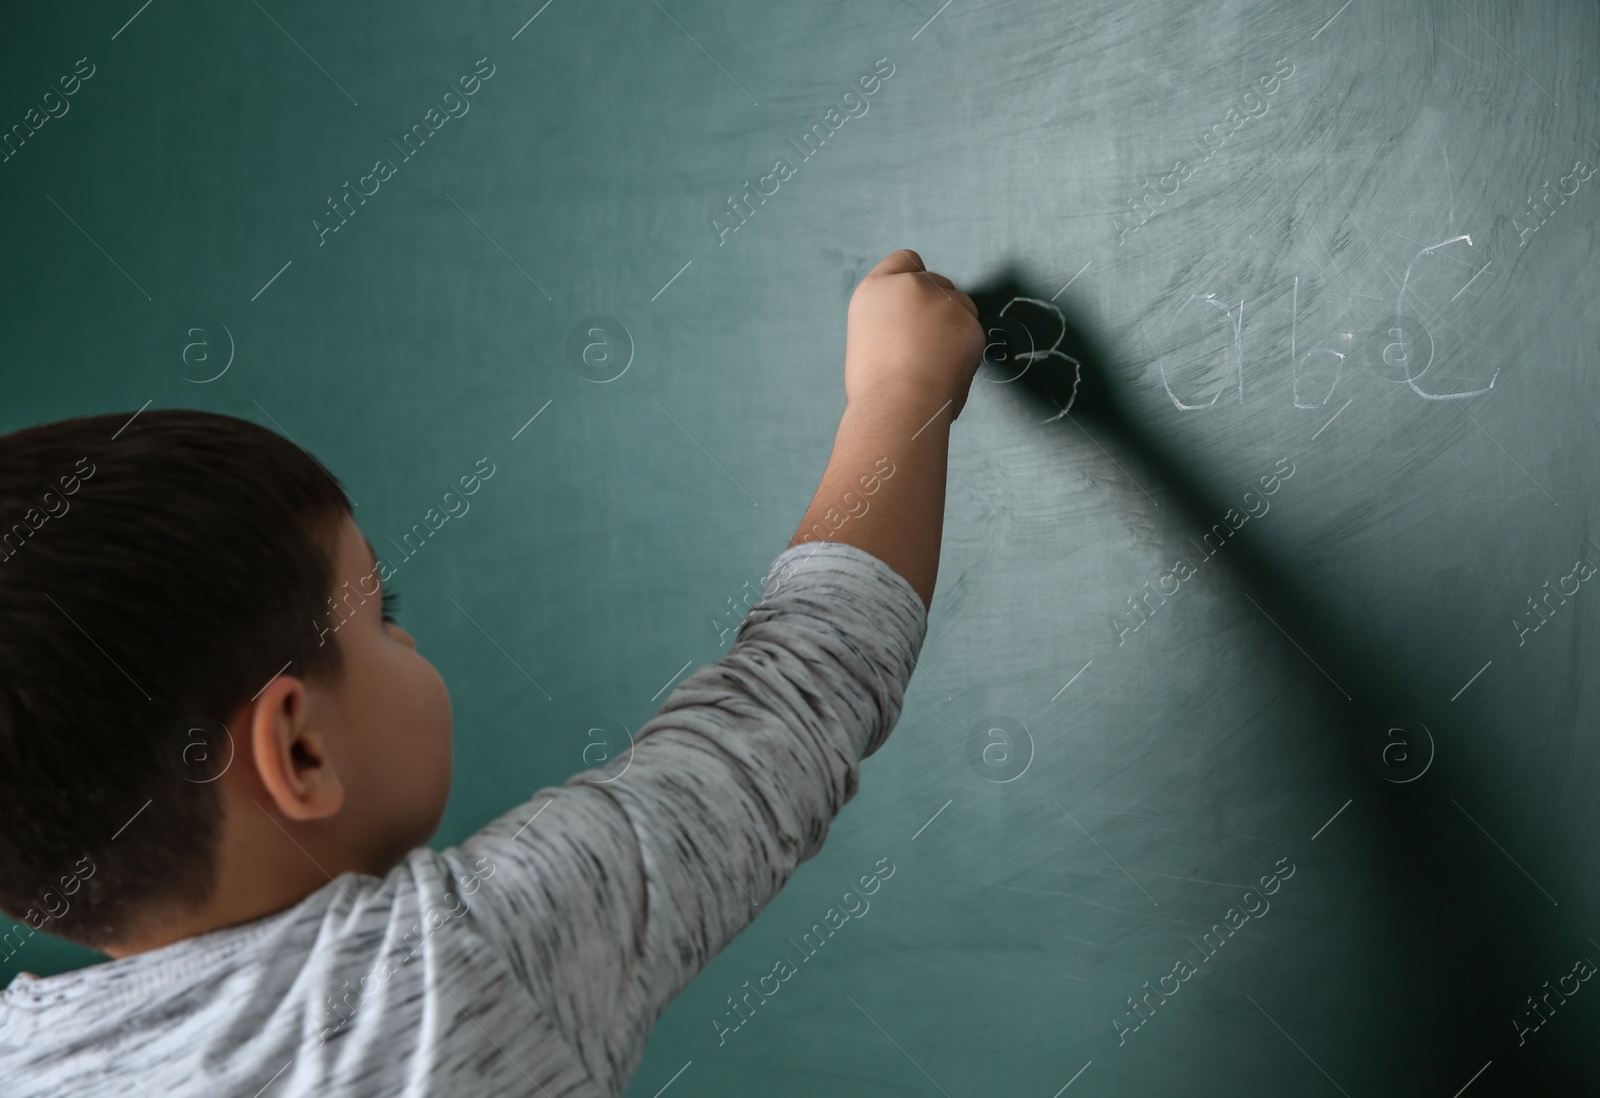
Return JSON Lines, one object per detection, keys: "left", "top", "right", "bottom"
{"left": 3, "top": 1, "right": 1598, "bottom": 1093}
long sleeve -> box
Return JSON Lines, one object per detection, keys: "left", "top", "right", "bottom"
{"left": 440, "top": 540, "right": 928, "bottom": 1095}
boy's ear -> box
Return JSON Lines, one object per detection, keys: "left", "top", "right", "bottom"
{"left": 249, "top": 676, "right": 344, "bottom": 821}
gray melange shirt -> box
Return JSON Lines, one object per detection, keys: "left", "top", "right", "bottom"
{"left": 0, "top": 541, "right": 926, "bottom": 1097}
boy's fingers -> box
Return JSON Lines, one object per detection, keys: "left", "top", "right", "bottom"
{"left": 870, "top": 248, "right": 924, "bottom": 277}
{"left": 937, "top": 282, "right": 979, "bottom": 320}
{"left": 863, "top": 248, "right": 979, "bottom": 318}
{"left": 908, "top": 269, "right": 980, "bottom": 320}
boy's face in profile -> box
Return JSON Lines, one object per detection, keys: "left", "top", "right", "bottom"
{"left": 312, "top": 513, "right": 455, "bottom": 869}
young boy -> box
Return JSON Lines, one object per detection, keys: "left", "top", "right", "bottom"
{"left": 0, "top": 249, "right": 982, "bottom": 1096}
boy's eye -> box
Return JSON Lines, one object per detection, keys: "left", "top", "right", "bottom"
{"left": 381, "top": 587, "right": 400, "bottom": 624}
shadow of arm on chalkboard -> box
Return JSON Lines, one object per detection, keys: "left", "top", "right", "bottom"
{"left": 967, "top": 272, "right": 1119, "bottom": 429}
{"left": 967, "top": 267, "right": 1393, "bottom": 723}
{"left": 962, "top": 267, "right": 1588, "bottom": 1087}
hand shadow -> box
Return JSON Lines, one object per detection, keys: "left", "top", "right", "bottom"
{"left": 963, "top": 266, "right": 1588, "bottom": 1092}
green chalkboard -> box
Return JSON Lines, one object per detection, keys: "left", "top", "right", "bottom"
{"left": 3, "top": 0, "right": 1598, "bottom": 1093}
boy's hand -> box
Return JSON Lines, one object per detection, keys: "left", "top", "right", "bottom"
{"left": 845, "top": 249, "right": 984, "bottom": 419}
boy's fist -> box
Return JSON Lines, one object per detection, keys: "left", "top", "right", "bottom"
{"left": 845, "top": 249, "right": 984, "bottom": 420}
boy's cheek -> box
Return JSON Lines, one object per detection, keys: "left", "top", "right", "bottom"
{"left": 419, "top": 665, "right": 456, "bottom": 814}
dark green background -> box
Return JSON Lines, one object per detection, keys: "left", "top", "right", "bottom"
{"left": 3, "top": 1, "right": 1598, "bottom": 1093}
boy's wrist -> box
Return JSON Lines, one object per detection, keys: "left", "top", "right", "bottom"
{"left": 801, "top": 385, "right": 951, "bottom": 611}
{"left": 846, "top": 381, "right": 959, "bottom": 431}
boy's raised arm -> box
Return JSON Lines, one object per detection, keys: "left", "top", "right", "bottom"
{"left": 447, "top": 250, "right": 982, "bottom": 1095}
{"left": 788, "top": 248, "right": 984, "bottom": 610}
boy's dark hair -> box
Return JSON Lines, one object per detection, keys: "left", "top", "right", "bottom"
{"left": 0, "top": 409, "right": 351, "bottom": 947}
